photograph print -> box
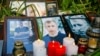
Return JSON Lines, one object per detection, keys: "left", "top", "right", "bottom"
{"left": 64, "top": 14, "right": 90, "bottom": 36}
{"left": 36, "top": 16, "right": 67, "bottom": 47}
{"left": 26, "top": 2, "right": 46, "bottom": 17}
{"left": 46, "top": 1, "right": 58, "bottom": 16}
{"left": 4, "top": 17, "right": 37, "bottom": 56}
{"left": 9, "top": 1, "right": 26, "bottom": 15}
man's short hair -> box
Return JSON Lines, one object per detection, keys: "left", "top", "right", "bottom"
{"left": 44, "top": 20, "right": 57, "bottom": 26}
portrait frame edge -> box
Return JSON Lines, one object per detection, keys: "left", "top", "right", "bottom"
{"left": 2, "top": 16, "right": 38, "bottom": 56}
{"left": 46, "top": 1, "right": 58, "bottom": 16}
{"left": 36, "top": 15, "right": 67, "bottom": 47}
{"left": 62, "top": 14, "right": 91, "bottom": 43}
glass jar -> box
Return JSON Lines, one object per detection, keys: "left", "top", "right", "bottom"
{"left": 86, "top": 17, "right": 100, "bottom": 52}
{"left": 88, "top": 37, "right": 98, "bottom": 49}
{"left": 13, "top": 40, "right": 26, "bottom": 56}
{"left": 78, "top": 38, "right": 88, "bottom": 54}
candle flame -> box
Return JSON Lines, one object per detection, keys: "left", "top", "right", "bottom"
{"left": 37, "top": 39, "right": 41, "bottom": 44}
{"left": 68, "top": 33, "right": 71, "bottom": 38}
{"left": 60, "top": 45, "right": 63, "bottom": 48}
{"left": 52, "top": 40, "right": 55, "bottom": 43}
{"left": 37, "top": 39, "right": 41, "bottom": 41}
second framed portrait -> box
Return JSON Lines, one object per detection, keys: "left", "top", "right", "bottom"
{"left": 46, "top": 1, "right": 58, "bottom": 16}
{"left": 26, "top": 2, "right": 47, "bottom": 17}
{"left": 36, "top": 16, "right": 67, "bottom": 47}
{"left": 3, "top": 17, "right": 38, "bottom": 56}
{"left": 9, "top": 0, "right": 26, "bottom": 15}
{"left": 62, "top": 14, "right": 91, "bottom": 43}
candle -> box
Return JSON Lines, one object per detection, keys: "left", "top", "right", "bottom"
{"left": 34, "top": 48, "right": 47, "bottom": 56}
{"left": 33, "top": 39, "right": 45, "bottom": 48}
{"left": 88, "top": 38, "right": 98, "bottom": 48}
{"left": 78, "top": 44, "right": 87, "bottom": 54}
{"left": 55, "top": 45, "right": 66, "bottom": 56}
{"left": 67, "top": 43, "right": 78, "bottom": 56}
{"left": 63, "top": 33, "right": 75, "bottom": 55}
{"left": 78, "top": 38, "right": 88, "bottom": 54}
{"left": 33, "top": 39, "right": 47, "bottom": 56}
{"left": 48, "top": 41, "right": 60, "bottom": 56}
{"left": 63, "top": 33, "right": 75, "bottom": 46}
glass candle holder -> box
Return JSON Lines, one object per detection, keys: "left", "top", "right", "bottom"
{"left": 78, "top": 38, "right": 88, "bottom": 54}
{"left": 88, "top": 37, "right": 98, "bottom": 49}
{"left": 86, "top": 17, "right": 100, "bottom": 52}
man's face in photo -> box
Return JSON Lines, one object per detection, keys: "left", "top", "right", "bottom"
{"left": 45, "top": 21, "right": 58, "bottom": 35}
{"left": 19, "top": 22, "right": 23, "bottom": 27}
{"left": 70, "top": 19, "right": 88, "bottom": 34}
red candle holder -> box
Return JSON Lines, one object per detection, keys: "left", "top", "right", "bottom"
{"left": 78, "top": 44, "right": 88, "bottom": 54}
{"left": 78, "top": 38, "right": 88, "bottom": 54}
{"left": 48, "top": 41, "right": 60, "bottom": 56}
{"left": 55, "top": 45, "right": 66, "bottom": 56}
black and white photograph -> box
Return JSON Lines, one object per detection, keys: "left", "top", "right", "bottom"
{"left": 63, "top": 14, "right": 90, "bottom": 36}
{"left": 46, "top": 1, "right": 58, "bottom": 16}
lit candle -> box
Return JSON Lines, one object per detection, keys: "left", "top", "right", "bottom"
{"left": 63, "top": 33, "right": 75, "bottom": 46}
{"left": 33, "top": 39, "right": 47, "bottom": 56}
{"left": 33, "top": 39, "right": 45, "bottom": 48}
{"left": 48, "top": 41, "right": 60, "bottom": 56}
{"left": 67, "top": 43, "right": 78, "bottom": 56}
{"left": 63, "top": 33, "right": 75, "bottom": 55}
{"left": 55, "top": 45, "right": 66, "bottom": 56}
{"left": 78, "top": 38, "right": 88, "bottom": 54}
{"left": 88, "top": 38, "right": 98, "bottom": 48}
{"left": 78, "top": 44, "right": 87, "bottom": 54}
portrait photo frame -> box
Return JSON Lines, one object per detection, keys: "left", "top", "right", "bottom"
{"left": 36, "top": 16, "right": 67, "bottom": 47}
{"left": 8, "top": 0, "right": 46, "bottom": 17}
{"left": 9, "top": 0, "right": 26, "bottom": 15}
{"left": 62, "top": 14, "right": 91, "bottom": 43}
{"left": 3, "top": 17, "right": 38, "bottom": 56}
{"left": 46, "top": 1, "right": 58, "bottom": 16}
{"left": 63, "top": 14, "right": 90, "bottom": 36}
{"left": 26, "top": 1, "right": 47, "bottom": 17}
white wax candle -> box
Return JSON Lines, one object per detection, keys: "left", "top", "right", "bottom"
{"left": 33, "top": 39, "right": 47, "bottom": 56}
{"left": 34, "top": 48, "right": 47, "bottom": 56}
{"left": 63, "top": 33, "right": 75, "bottom": 46}
{"left": 63, "top": 33, "right": 75, "bottom": 55}
{"left": 67, "top": 43, "right": 78, "bottom": 56}
{"left": 33, "top": 39, "right": 45, "bottom": 48}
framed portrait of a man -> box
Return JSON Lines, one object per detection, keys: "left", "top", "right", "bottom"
{"left": 63, "top": 14, "right": 90, "bottom": 36}
{"left": 3, "top": 17, "right": 38, "bottom": 56}
{"left": 26, "top": 2, "right": 46, "bottom": 17}
{"left": 46, "top": 1, "right": 58, "bottom": 16}
{"left": 36, "top": 16, "right": 67, "bottom": 47}
{"left": 9, "top": 1, "right": 26, "bottom": 15}
{"left": 62, "top": 14, "right": 91, "bottom": 43}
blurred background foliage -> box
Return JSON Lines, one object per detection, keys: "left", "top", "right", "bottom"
{"left": 58, "top": 0, "right": 100, "bottom": 14}
{"left": 0, "top": 0, "right": 39, "bottom": 22}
